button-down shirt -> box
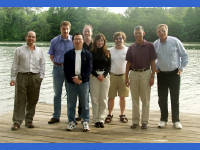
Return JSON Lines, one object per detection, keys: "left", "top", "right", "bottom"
{"left": 154, "top": 36, "right": 188, "bottom": 71}
{"left": 48, "top": 35, "right": 74, "bottom": 64}
{"left": 11, "top": 45, "right": 45, "bottom": 81}
{"left": 126, "top": 40, "right": 157, "bottom": 69}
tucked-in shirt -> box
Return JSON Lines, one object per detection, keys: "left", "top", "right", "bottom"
{"left": 154, "top": 36, "right": 188, "bottom": 71}
{"left": 109, "top": 46, "right": 128, "bottom": 74}
{"left": 11, "top": 45, "right": 45, "bottom": 81}
{"left": 48, "top": 35, "right": 74, "bottom": 63}
{"left": 126, "top": 40, "right": 157, "bottom": 69}
{"left": 91, "top": 49, "right": 111, "bottom": 77}
{"left": 75, "top": 50, "right": 82, "bottom": 75}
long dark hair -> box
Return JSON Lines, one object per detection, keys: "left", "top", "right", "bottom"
{"left": 92, "top": 33, "right": 110, "bottom": 58}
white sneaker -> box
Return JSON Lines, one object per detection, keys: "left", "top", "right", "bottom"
{"left": 173, "top": 122, "right": 182, "bottom": 129}
{"left": 82, "top": 121, "right": 90, "bottom": 132}
{"left": 158, "top": 121, "right": 167, "bottom": 128}
{"left": 67, "top": 121, "right": 76, "bottom": 131}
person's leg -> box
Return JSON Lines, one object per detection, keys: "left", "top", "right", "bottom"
{"left": 12, "top": 73, "right": 27, "bottom": 126}
{"left": 108, "top": 98, "right": 114, "bottom": 115}
{"left": 78, "top": 82, "right": 90, "bottom": 122}
{"left": 140, "top": 70, "right": 151, "bottom": 125}
{"left": 157, "top": 72, "right": 169, "bottom": 122}
{"left": 66, "top": 83, "right": 78, "bottom": 123}
{"left": 169, "top": 71, "right": 180, "bottom": 123}
{"left": 107, "top": 74, "right": 117, "bottom": 115}
{"left": 25, "top": 74, "right": 42, "bottom": 125}
{"left": 52, "top": 65, "right": 65, "bottom": 119}
{"left": 119, "top": 97, "right": 125, "bottom": 115}
{"left": 129, "top": 71, "right": 140, "bottom": 125}
{"left": 99, "top": 75, "right": 110, "bottom": 123}
{"left": 90, "top": 75, "right": 100, "bottom": 123}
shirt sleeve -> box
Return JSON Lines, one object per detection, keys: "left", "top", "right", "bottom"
{"left": 48, "top": 39, "right": 55, "bottom": 55}
{"left": 40, "top": 49, "right": 46, "bottom": 79}
{"left": 176, "top": 39, "right": 188, "bottom": 71}
{"left": 125, "top": 47, "right": 132, "bottom": 62}
{"left": 11, "top": 48, "right": 19, "bottom": 81}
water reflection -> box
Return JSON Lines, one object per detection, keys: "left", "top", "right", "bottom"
{"left": 0, "top": 45, "right": 200, "bottom": 115}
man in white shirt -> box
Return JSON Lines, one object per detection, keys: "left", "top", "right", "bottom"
{"left": 10, "top": 31, "right": 45, "bottom": 130}
{"left": 105, "top": 32, "right": 129, "bottom": 124}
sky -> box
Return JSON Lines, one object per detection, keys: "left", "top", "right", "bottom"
{"left": 107, "top": 7, "right": 128, "bottom": 14}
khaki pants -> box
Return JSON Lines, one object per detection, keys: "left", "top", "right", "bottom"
{"left": 90, "top": 75, "right": 110, "bottom": 123}
{"left": 129, "top": 70, "right": 151, "bottom": 124}
{"left": 13, "top": 73, "right": 42, "bottom": 125}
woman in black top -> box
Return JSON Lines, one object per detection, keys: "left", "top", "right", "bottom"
{"left": 90, "top": 33, "right": 111, "bottom": 128}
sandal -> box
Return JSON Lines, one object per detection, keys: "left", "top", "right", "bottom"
{"left": 105, "top": 114, "right": 113, "bottom": 123}
{"left": 119, "top": 115, "right": 128, "bottom": 123}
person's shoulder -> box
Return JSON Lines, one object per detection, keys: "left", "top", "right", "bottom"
{"left": 65, "top": 48, "right": 74, "bottom": 56}
{"left": 50, "top": 35, "right": 61, "bottom": 43}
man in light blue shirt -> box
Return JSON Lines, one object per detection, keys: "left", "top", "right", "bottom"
{"left": 48, "top": 21, "right": 74, "bottom": 124}
{"left": 154, "top": 24, "right": 188, "bottom": 129}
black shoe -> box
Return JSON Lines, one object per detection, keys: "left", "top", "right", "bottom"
{"left": 141, "top": 123, "right": 148, "bottom": 129}
{"left": 99, "top": 122, "right": 104, "bottom": 128}
{"left": 48, "top": 118, "right": 60, "bottom": 124}
{"left": 11, "top": 123, "right": 20, "bottom": 131}
{"left": 130, "top": 124, "right": 138, "bottom": 129}
{"left": 25, "top": 122, "right": 35, "bottom": 128}
{"left": 76, "top": 117, "right": 81, "bottom": 121}
{"left": 94, "top": 122, "right": 100, "bottom": 128}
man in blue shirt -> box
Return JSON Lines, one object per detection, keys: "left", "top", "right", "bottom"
{"left": 154, "top": 24, "right": 188, "bottom": 129}
{"left": 48, "top": 21, "right": 74, "bottom": 124}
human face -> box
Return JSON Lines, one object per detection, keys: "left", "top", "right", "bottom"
{"left": 157, "top": 26, "right": 168, "bottom": 42}
{"left": 134, "top": 29, "right": 145, "bottom": 43}
{"left": 26, "top": 31, "right": 36, "bottom": 46}
{"left": 83, "top": 27, "right": 92, "bottom": 39}
{"left": 114, "top": 35, "right": 124, "bottom": 48}
{"left": 60, "top": 25, "right": 70, "bottom": 39}
{"left": 73, "top": 35, "right": 83, "bottom": 50}
{"left": 96, "top": 37, "right": 105, "bottom": 48}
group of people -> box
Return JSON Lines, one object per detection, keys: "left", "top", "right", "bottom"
{"left": 10, "top": 21, "right": 188, "bottom": 132}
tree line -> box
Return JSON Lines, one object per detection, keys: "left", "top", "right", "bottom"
{"left": 0, "top": 7, "right": 200, "bottom": 42}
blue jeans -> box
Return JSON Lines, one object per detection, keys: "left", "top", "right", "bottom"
{"left": 52, "top": 65, "right": 67, "bottom": 119}
{"left": 66, "top": 82, "right": 90, "bottom": 122}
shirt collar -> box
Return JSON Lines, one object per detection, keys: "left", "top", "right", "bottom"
{"left": 59, "top": 35, "right": 72, "bottom": 41}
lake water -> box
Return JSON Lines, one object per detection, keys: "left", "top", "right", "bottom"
{"left": 0, "top": 43, "right": 200, "bottom": 115}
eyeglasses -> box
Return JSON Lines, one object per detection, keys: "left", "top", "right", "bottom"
{"left": 74, "top": 38, "right": 83, "bottom": 41}
{"left": 115, "top": 37, "right": 123, "bottom": 41}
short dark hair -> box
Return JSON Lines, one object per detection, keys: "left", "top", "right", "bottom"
{"left": 72, "top": 32, "right": 83, "bottom": 41}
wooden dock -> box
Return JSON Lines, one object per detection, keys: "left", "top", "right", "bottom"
{"left": 0, "top": 103, "right": 199, "bottom": 143}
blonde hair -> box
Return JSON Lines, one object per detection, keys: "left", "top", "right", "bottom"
{"left": 157, "top": 24, "right": 168, "bottom": 31}
{"left": 113, "top": 31, "right": 126, "bottom": 41}
{"left": 60, "top": 21, "right": 71, "bottom": 29}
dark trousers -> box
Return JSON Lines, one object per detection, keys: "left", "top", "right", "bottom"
{"left": 157, "top": 69, "right": 180, "bottom": 123}
{"left": 13, "top": 73, "right": 42, "bottom": 125}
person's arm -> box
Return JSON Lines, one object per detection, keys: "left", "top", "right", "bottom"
{"left": 176, "top": 39, "right": 188, "bottom": 75}
{"left": 149, "top": 59, "right": 156, "bottom": 86}
{"left": 10, "top": 48, "right": 19, "bottom": 86}
{"left": 50, "top": 55, "right": 54, "bottom": 63}
{"left": 40, "top": 49, "right": 45, "bottom": 79}
{"left": 125, "top": 61, "right": 131, "bottom": 87}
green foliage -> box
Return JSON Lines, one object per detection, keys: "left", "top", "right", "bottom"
{"left": 0, "top": 7, "right": 199, "bottom": 42}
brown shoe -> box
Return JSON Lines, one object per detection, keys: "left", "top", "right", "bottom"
{"left": 11, "top": 123, "right": 20, "bottom": 131}
{"left": 25, "top": 122, "right": 35, "bottom": 128}
{"left": 48, "top": 118, "right": 60, "bottom": 124}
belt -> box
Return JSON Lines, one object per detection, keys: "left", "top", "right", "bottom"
{"left": 160, "top": 68, "right": 178, "bottom": 74}
{"left": 110, "top": 72, "right": 124, "bottom": 76}
{"left": 18, "top": 72, "right": 39, "bottom": 75}
{"left": 131, "top": 68, "right": 150, "bottom": 72}
{"left": 54, "top": 62, "right": 63, "bottom": 66}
